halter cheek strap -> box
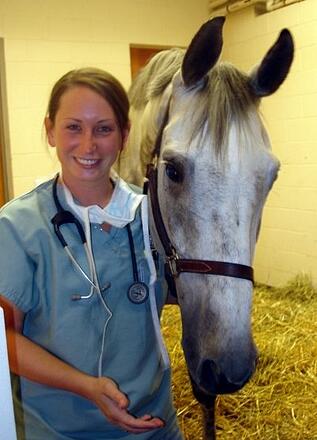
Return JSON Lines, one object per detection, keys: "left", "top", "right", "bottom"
{"left": 145, "top": 101, "right": 254, "bottom": 298}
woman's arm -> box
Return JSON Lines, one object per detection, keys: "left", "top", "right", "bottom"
{"left": 0, "top": 295, "right": 164, "bottom": 434}
{"left": 1, "top": 295, "right": 93, "bottom": 397}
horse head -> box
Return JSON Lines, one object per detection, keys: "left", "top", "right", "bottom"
{"left": 121, "top": 16, "right": 294, "bottom": 406}
{"left": 151, "top": 18, "right": 294, "bottom": 400}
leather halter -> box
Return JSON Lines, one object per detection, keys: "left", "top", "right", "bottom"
{"left": 145, "top": 101, "right": 254, "bottom": 297}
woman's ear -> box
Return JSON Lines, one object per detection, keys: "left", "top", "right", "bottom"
{"left": 44, "top": 117, "right": 55, "bottom": 147}
{"left": 121, "top": 121, "right": 131, "bottom": 150}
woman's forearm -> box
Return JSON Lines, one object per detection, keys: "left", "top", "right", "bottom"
{"left": 5, "top": 329, "right": 155, "bottom": 432}
{"left": 6, "top": 329, "right": 93, "bottom": 399}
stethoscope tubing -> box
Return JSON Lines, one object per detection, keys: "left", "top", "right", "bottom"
{"left": 50, "top": 175, "right": 169, "bottom": 372}
{"left": 51, "top": 174, "right": 148, "bottom": 303}
{"left": 126, "top": 222, "right": 138, "bottom": 281}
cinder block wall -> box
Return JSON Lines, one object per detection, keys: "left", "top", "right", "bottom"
{"left": 0, "top": 0, "right": 316, "bottom": 287}
{"left": 219, "top": 0, "right": 317, "bottom": 286}
{"left": 0, "top": 0, "right": 208, "bottom": 194}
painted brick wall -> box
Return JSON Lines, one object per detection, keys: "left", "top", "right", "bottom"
{"left": 0, "top": 0, "right": 208, "bottom": 194}
{"left": 219, "top": 0, "right": 317, "bottom": 286}
{"left": 0, "top": 0, "right": 316, "bottom": 287}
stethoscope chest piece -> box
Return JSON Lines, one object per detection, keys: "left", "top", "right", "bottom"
{"left": 127, "top": 282, "right": 149, "bottom": 304}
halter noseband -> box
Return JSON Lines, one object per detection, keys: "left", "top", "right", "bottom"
{"left": 145, "top": 101, "right": 254, "bottom": 297}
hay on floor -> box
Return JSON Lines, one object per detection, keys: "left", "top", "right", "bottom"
{"left": 161, "top": 273, "right": 317, "bottom": 440}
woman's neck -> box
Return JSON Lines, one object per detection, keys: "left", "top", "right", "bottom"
{"left": 60, "top": 176, "right": 114, "bottom": 208}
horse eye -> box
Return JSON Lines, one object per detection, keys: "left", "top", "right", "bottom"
{"left": 165, "top": 162, "right": 183, "bottom": 183}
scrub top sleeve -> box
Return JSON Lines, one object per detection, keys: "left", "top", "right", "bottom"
{"left": 0, "top": 218, "right": 36, "bottom": 313}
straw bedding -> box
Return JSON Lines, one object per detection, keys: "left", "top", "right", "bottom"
{"left": 161, "top": 274, "right": 317, "bottom": 439}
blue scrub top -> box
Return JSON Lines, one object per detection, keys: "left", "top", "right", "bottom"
{"left": 0, "top": 179, "right": 182, "bottom": 440}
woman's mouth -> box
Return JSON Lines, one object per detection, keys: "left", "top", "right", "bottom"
{"left": 75, "top": 157, "right": 99, "bottom": 167}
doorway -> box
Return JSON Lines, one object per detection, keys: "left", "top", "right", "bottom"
{"left": 0, "top": 38, "right": 12, "bottom": 207}
{"left": 0, "top": 139, "right": 5, "bottom": 206}
{"left": 130, "top": 45, "right": 171, "bottom": 79}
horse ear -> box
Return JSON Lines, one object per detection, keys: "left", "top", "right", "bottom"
{"left": 249, "top": 29, "right": 294, "bottom": 97}
{"left": 182, "top": 16, "right": 225, "bottom": 88}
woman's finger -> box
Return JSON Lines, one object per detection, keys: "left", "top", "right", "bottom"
{"left": 101, "top": 378, "right": 129, "bottom": 409}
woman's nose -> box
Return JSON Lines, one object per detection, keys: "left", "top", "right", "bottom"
{"left": 80, "top": 132, "right": 96, "bottom": 154}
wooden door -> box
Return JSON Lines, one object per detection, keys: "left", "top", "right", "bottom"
{"left": 130, "top": 45, "right": 170, "bottom": 79}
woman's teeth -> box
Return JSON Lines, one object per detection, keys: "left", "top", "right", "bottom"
{"left": 76, "top": 158, "right": 98, "bottom": 165}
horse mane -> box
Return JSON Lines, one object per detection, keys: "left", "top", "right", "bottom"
{"left": 127, "top": 50, "right": 263, "bottom": 175}
{"left": 129, "top": 48, "right": 185, "bottom": 109}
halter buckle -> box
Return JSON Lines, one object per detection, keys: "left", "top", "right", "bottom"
{"left": 166, "top": 252, "right": 179, "bottom": 277}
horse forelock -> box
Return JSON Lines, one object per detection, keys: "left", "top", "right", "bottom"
{"left": 199, "top": 63, "right": 262, "bottom": 157}
{"left": 157, "top": 61, "right": 264, "bottom": 159}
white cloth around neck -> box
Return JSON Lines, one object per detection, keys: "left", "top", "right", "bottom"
{"left": 61, "top": 171, "right": 145, "bottom": 228}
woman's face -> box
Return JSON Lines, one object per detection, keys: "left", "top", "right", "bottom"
{"left": 45, "top": 85, "right": 128, "bottom": 189}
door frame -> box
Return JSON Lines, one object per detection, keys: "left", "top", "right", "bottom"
{"left": 0, "top": 38, "right": 13, "bottom": 205}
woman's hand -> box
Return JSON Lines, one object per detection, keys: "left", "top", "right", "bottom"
{"left": 0, "top": 297, "right": 164, "bottom": 434}
{"left": 86, "top": 376, "right": 165, "bottom": 434}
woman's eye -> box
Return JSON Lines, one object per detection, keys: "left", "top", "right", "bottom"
{"left": 165, "top": 162, "right": 183, "bottom": 183}
{"left": 67, "top": 124, "right": 81, "bottom": 131}
{"left": 96, "top": 125, "right": 112, "bottom": 134}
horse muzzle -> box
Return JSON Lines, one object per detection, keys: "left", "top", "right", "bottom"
{"left": 189, "top": 355, "right": 257, "bottom": 404}
{"left": 199, "top": 357, "right": 257, "bottom": 395}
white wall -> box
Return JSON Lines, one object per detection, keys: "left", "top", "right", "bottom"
{"left": 0, "top": 0, "right": 316, "bottom": 287}
{"left": 0, "top": 0, "right": 208, "bottom": 194}
{"left": 219, "top": 0, "right": 317, "bottom": 286}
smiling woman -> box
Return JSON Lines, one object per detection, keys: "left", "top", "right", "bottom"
{"left": 44, "top": 85, "right": 128, "bottom": 207}
{"left": 44, "top": 68, "right": 131, "bottom": 207}
{"left": 0, "top": 67, "right": 183, "bottom": 440}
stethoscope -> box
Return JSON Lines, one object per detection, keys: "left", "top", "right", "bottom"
{"left": 51, "top": 174, "right": 149, "bottom": 304}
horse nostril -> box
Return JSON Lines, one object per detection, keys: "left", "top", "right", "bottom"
{"left": 200, "top": 359, "right": 220, "bottom": 392}
{"left": 199, "top": 358, "right": 255, "bottom": 394}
